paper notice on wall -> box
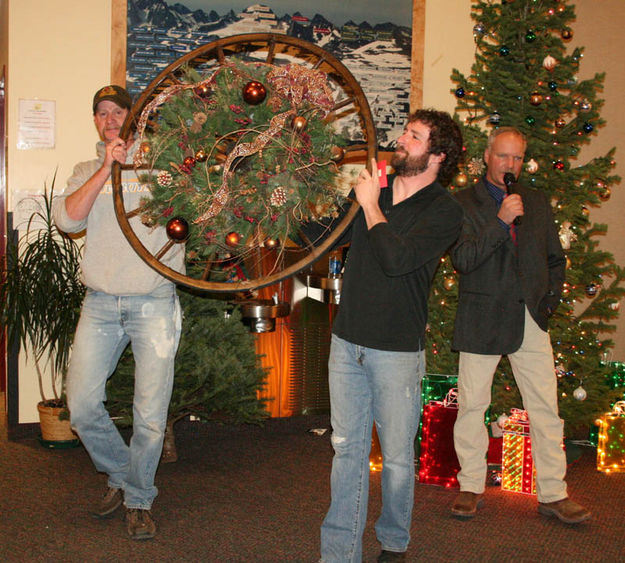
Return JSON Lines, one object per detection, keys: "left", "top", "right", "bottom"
{"left": 17, "top": 99, "right": 56, "bottom": 150}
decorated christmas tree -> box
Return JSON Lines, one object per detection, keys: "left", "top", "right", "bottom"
{"left": 426, "top": 0, "right": 625, "bottom": 436}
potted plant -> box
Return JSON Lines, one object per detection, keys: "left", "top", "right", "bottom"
{"left": 1, "top": 172, "right": 85, "bottom": 446}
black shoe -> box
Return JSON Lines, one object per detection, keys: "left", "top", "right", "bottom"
{"left": 92, "top": 487, "right": 123, "bottom": 519}
{"left": 378, "top": 550, "right": 407, "bottom": 562}
{"left": 126, "top": 508, "right": 157, "bottom": 540}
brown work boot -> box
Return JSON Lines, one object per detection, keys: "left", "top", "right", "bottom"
{"left": 126, "top": 508, "right": 157, "bottom": 540}
{"left": 451, "top": 491, "right": 484, "bottom": 518}
{"left": 92, "top": 487, "right": 123, "bottom": 519}
{"left": 538, "top": 498, "right": 591, "bottom": 524}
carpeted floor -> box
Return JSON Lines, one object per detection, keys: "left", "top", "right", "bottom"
{"left": 0, "top": 415, "right": 623, "bottom": 562}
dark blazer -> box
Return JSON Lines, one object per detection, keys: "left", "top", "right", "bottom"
{"left": 450, "top": 179, "right": 565, "bottom": 355}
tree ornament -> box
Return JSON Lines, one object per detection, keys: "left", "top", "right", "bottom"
{"left": 455, "top": 172, "right": 468, "bottom": 187}
{"left": 566, "top": 256, "right": 572, "bottom": 269}
{"left": 579, "top": 99, "right": 592, "bottom": 112}
{"left": 582, "top": 122, "right": 594, "bottom": 134}
{"left": 553, "top": 160, "right": 565, "bottom": 171}
{"left": 582, "top": 205, "right": 590, "bottom": 217}
{"left": 157, "top": 170, "right": 173, "bottom": 187}
{"left": 555, "top": 117, "right": 566, "bottom": 128}
{"left": 195, "top": 148, "right": 208, "bottom": 162}
{"left": 487, "top": 469, "right": 502, "bottom": 486}
{"left": 529, "top": 92, "right": 543, "bottom": 106}
{"left": 330, "top": 146, "right": 345, "bottom": 163}
{"left": 609, "top": 301, "right": 621, "bottom": 311}
{"left": 561, "top": 29, "right": 573, "bottom": 41}
{"left": 585, "top": 283, "right": 599, "bottom": 297}
{"left": 166, "top": 217, "right": 190, "bottom": 242}
{"left": 559, "top": 221, "right": 577, "bottom": 250}
{"left": 573, "top": 385, "right": 587, "bottom": 401}
{"left": 488, "top": 111, "right": 501, "bottom": 124}
{"left": 525, "top": 30, "right": 537, "bottom": 43}
{"left": 525, "top": 116, "right": 536, "bottom": 126}
{"left": 473, "top": 23, "right": 486, "bottom": 37}
{"left": 140, "top": 142, "right": 151, "bottom": 155}
{"left": 599, "top": 187, "right": 611, "bottom": 201}
{"left": 291, "top": 115, "right": 308, "bottom": 131}
{"left": 526, "top": 158, "right": 539, "bottom": 174}
{"left": 548, "top": 81, "right": 558, "bottom": 91}
{"left": 499, "top": 46, "right": 510, "bottom": 57}
{"left": 270, "top": 186, "right": 288, "bottom": 207}
{"left": 263, "top": 237, "right": 280, "bottom": 249}
{"left": 194, "top": 83, "right": 212, "bottom": 98}
{"left": 455, "top": 87, "right": 466, "bottom": 98}
{"left": 242, "top": 80, "right": 267, "bottom": 105}
{"left": 467, "top": 157, "right": 485, "bottom": 176}
{"left": 443, "top": 276, "right": 456, "bottom": 290}
{"left": 225, "top": 231, "right": 242, "bottom": 247}
{"left": 542, "top": 55, "right": 557, "bottom": 71}
{"left": 183, "top": 156, "right": 196, "bottom": 167}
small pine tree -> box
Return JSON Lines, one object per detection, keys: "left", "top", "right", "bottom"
{"left": 106, "top": 289, "right": 268, "bottom": 430}
{"left": 427, "top": 0, "right": 625, "bottom": 437}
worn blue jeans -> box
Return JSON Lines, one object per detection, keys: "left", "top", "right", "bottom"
{"left": 66, "top": 285, "right": 181, "bottom": 509}
{"left": 321, "top": 335, "right": 425, "bottom": 563}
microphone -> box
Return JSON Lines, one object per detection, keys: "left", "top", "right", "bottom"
{"left": 503, "top": 172, "right": 521, "bottom": 225}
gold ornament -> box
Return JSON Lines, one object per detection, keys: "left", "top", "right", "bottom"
{"left": 443, "top": 276, "right": 456, "bottom": 290}
{"left": 599, "top": 187, "right": 611, "bottom": 201}
{"left": 455, "top": 172, "right": 468, "bottom": 187}
{"left": 526, "top": 159, "right": 539, "bottom": 174}
{"left": 195, "top": 148, "right": 208, "bottom": 162}
{"left": 330, "top": 146, "right": 345, "bottom": 163}
{"left": 542, "top": 55, "right": 557, "bottom": 71}
{"left": 558, "top": 221, "right": 577, "bottom": 250}
{"left": 529, "top": 92, "right": 543, "bottom": 106}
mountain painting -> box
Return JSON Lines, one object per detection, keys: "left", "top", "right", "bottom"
{"left": 126, "top": 0, "right": 413, "bottom": 148}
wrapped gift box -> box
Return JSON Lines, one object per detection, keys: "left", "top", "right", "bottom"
{"left": 596, "top": 400, "right": 625, "bottom": 473}
{"left": 418, "top": 389, "right": 460, "bottom": 488}
{"left": 501, "top": 409, "right": 536, "bottom": 494}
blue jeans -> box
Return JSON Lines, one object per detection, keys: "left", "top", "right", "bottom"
{"left": 321, "top": 335, "right": 425, "bottom": 563}
{"left": 66, "top": 285, "right": 181, "bottom": 509}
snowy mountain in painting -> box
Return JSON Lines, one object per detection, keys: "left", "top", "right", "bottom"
{"left": 126, "top": 0, "right": 412, "bottom": 147}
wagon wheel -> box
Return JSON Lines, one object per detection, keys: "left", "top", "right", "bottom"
{"left": 113, "top": 33, "right": 377, "bottom": 293}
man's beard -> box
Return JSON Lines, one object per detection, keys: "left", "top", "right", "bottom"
{"left": 391, "top": 150, "right": 430, "bottom": 177}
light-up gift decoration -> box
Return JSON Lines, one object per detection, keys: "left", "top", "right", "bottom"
{"left": 502, "top": 408, "right": 536, "bottom": 494}
{"left": 596, "top": 400, "right": 625, "bottom": 473}
{"left": 418, "top": 389, "right": 461, "bottom": 488}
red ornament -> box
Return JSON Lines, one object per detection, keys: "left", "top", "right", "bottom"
{"left": 194, "top": 84, "right": 212, "bottom": 98}
{"left": 166, "top": 217, "right": 189, "bottom": 242}
{"left": 330, "top": 146, "right": 345, "bottom": 163}
{"left": 242, "top": 81, "right": 267, "bottom": 105}
{"left": 183, "top": 156, "right": 196, "bottom": 167}
{"left": 225, "top": 231, "right": 241, "bottom": 247}
{"left": 553, "top": 160, "right": 565, "bottom": 171}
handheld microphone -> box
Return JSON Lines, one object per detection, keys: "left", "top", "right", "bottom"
{"left": 503, "top": 172, "right": 521, "bottom": 226}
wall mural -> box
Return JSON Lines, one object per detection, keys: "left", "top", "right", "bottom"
{"left": 126, "top": 0, "right": 413, "bottom": 149}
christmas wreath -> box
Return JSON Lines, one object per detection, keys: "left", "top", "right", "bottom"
{"left": 134, "top": 59, "right": 347, "bottom": 281}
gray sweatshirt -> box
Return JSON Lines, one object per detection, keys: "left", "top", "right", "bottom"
{"left": 52, "top": 141, "right": 185, "bottom": 296}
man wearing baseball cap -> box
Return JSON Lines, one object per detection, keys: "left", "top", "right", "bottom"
{"left": 53, "top": 85, "right": 185, "bottom": 540}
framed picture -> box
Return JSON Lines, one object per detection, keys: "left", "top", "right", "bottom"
{"left": 113, "top": 0, "right": 424, "bottom": 149}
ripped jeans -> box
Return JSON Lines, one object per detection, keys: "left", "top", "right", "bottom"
{"left": 321, "top": 335, "right": 424, "bottom": 563}
{"left": 66, "top": 285, "right": 181, "bottom": 509}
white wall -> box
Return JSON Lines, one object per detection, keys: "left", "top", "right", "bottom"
{"left": 7, "top": 0, "right": 112, "bottom": 422}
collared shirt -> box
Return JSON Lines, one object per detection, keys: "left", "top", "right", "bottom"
{"left": 483, "top": 176, "right": 512, "bottom": 233}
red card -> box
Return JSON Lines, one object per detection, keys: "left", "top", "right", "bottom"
{"left": 377, "top": 160, "right": 388, "bottom": 188}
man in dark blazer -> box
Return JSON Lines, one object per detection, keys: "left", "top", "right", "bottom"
{"left": 449, "top": 127, "right": 590, "bottom": 524}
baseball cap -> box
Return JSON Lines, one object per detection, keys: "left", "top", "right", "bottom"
{"left": 92, "top": 85, "right": 132, "bottom": 113}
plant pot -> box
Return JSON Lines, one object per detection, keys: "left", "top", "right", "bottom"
{"left": 37, "top": 401, "right": 80, "bottom": 448}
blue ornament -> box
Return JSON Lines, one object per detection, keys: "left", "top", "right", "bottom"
{"left": 455, "top": 87, "right": 465, "bottom": 98}
{"left": 548, "top": 81, "right": 558, "bottom": 91}
{"left": 499, "top": 45, "right": 510, "bottom": 57}
{"left": 583, "top": 122, "right": 594, "bottom": 133}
